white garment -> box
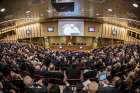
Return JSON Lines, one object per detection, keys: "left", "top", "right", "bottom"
{"left": 62, "top": 24, "right": 80, "bottom": 35}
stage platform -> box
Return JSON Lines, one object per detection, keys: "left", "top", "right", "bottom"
{"left": 49, "top": 45, "right": 93, "bottom": 51}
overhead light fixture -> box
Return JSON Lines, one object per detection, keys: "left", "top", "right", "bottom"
{"left": 0, "top": 8, "right": 6, "bottom": 12}
{"left": 133, "top": 3, "right": 139, "bottom": 8}
{"left": 80, "top": 46, "right": 83, "bottom": 49}
{"left": 107, "top": 9, "right": 112, "bottom": 12}
{"left": 26, "top": 11, "right": 31, "bottom": 14}
{"left": 59, "top": 46, "right": 63, "bottom": 49}
{"left": 96, "top": 13, "right": 100, "bottom": 16}
{"left": 47, "top": 10, "right": 51, "bottom": 13}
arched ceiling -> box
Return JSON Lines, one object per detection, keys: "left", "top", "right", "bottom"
{"left": 0, "top": 0, "right": 140, "bottom": 24}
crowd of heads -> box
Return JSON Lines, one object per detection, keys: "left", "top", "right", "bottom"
{"left": 0, "top": 42, "right": 140, "bottom": 93}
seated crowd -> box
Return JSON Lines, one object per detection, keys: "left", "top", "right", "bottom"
{"left": 0, "top": 42, "right": 140, "bottom": 93}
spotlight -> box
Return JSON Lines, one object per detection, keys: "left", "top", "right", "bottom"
{"left": 0, "top": 8, "right": 6, "bottom": 12}
{"left": 59, "top": 46, "right": 63, "bottom": 49}
{"left": 96, "top": 13, "right": 100, "bottom": 16}
{"left": 47, "top": 10, "right": 51, "bottom": 13}
{"left": 80, "top": 46, "right": 83, "bottom": 49}
{"left": 26, "top": 11, "right": 31, "bottom": 14}
{"left": 107, "top": 9, "right": 112, "bottom": 12}
{"left": 133, "top": 3, "right": 139, "bottom": 8}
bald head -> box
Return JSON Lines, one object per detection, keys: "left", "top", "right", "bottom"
{"left": 88, "top": 81, "right": 99, "bottom": 93}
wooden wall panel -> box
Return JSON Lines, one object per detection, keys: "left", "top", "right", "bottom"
{"left": 1, "top": 20, "right": 140, "bottom": 44}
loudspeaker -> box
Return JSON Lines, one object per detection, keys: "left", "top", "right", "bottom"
{"left": 51, "top": 0, "right": 74, "bottom": 12}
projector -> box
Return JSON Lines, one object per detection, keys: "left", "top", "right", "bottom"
{"left": 51, "top": 0, "right": 75, "bottom": 12}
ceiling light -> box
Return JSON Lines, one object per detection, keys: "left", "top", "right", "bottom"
{"left": 133, "top": 3, "right": 139, "bottom": 8}
{"left": 26, "top": 11, "right": 31, "bottom": 14}
{"left": 107, "top": 9, "right": 112, "bottom": 12}
{"left": 96, "top": 13, "right": 100, "bottom": 16}
{"left": 59, "top": 46, "right": 63, "bottom": 49}
{"left": 80, "top": 46, "right": 83, "bottom": 49}
{"left": 47, "top": 10, "right": 51, "bottom": 13}
{"left": 0, "top": 8, "right": 6, "bottom": 12}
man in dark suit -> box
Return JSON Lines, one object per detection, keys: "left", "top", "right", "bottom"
{"left": 66, "top": 64, "right": 81, "bottom": 79}
{"left": 97, "top": 86, "right": 118, "bottom": 93}
{"left": 49, "top": 85, "right": 60, "bottom": 93}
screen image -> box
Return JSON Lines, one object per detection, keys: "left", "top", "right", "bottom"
{"left": 99, "top": 73, "right": 107, "bottom": 81}
{"left": 58, "top": 20, "right": 84, "bottom": 36}
{"left": 48, "top": 27, "right": 54, "bottom": 32}
{"left": 89, "top": 27, "right": 95, "bottom": 32}
{"left": 26, "top": 29, "right": 32, "bottom": 34}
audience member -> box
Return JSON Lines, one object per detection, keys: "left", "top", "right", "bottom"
{"left": 0, "top": 42, "right": 140, "bottom": 93}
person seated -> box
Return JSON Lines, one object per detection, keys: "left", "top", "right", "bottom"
{"left": 65, "top": 64, "right": 81, "bottom": 79}
{"left": 0, "top": 82, "right": 3, "bottom": 93}
{"left": 48, "top": 64, "right": 55, "bottom": 72}
{"left": 49, "top": 84, "right": 60, "bottom": 93}
{"left": 1, "top": 69, "right": 24, "bottom": 93}
{"left": 23, "top": 75, "right": 47, "bottom": 93}
{"left": 83, "top": 70, "right": 97, "bottom": 80}
{"left": 88, "top": 81, "right": 99, "bottom": 93}
{"left": 114, "top": 79, "right": 130, "bottom": 93}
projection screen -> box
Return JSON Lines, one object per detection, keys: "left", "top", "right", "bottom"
{"left": 58, "top": 20, "right": 84, "bottom": 36}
